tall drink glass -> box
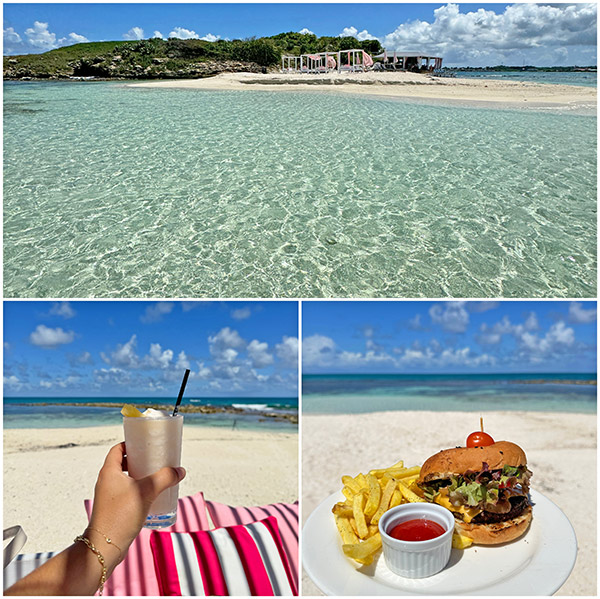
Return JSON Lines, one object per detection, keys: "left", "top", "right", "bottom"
{"left": 123, "top": 413, "right": 183, "bottom": 528}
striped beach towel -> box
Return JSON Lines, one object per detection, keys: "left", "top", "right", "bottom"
{"left": 150, "top": 517, "right": 297, "bottom": 596}
{"left": 3, "top": 551, "right": 57, "bottom": 591}
{"left": 84, "top": 492, "right": 210, "bottom": 596}
{"left": 206, "top": 500, "right": 299, "bottom": 589}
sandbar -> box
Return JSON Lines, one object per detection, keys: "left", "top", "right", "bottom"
{"left": 302, "top": 410, "right": 596, "bottom": 596}
{"left": 4, "top": 425, "right": 298, "bottom": 553}
{"left": 129, "top": 71, "right": 597, "bottom": 114}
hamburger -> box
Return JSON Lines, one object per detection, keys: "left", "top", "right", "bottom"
{"left": 417, "top": 441, "right": 532, "bottom": 545}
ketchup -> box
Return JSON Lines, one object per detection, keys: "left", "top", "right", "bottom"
{"left": 388, "top": 519, "right": 446, "bottom": 542}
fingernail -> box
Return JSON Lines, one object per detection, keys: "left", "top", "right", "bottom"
{"left": 176, "top": 467, "right": 186, "bottom": 479}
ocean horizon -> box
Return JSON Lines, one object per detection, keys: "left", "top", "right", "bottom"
{"left": 3, "top": 396, "right": 298, "bottom": 431}
{"left": 302, "top": 372, "right": 596, "bottom": 414}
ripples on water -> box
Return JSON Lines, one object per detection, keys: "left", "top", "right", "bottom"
{"left": 3, "top": 82, "right": 596, "bottom": 298}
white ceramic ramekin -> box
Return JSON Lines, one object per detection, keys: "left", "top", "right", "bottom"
{"left": 378, "top": 503, "right": 455, "bottom": 578}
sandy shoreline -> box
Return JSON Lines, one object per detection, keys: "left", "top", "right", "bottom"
{"left": 302, "top": 410, "right": 596, "bottom": 596}
{"left": 129, "top": 72, "right": 597, "bottom": 114}
{"left": 4, "top": 425, "right": 298, "bottom": 554}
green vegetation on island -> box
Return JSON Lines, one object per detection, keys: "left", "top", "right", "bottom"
{"left": 3, "top": 32, "right": 383, "bottom": 80}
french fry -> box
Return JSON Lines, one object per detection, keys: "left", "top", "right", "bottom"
{"left": 332, "top": 502, "right": 354, "bottom": 519}
{"left": 371, "top": 479, "right": 397, "bottom": 525}
{"left": 398, "top": 480, "right": 426, "bottom": 503}
{"left": 369, "top": 459, "right": 404, "bottom": 478}
{"left": 355, "top": 473, "right": 367, "bottom": 489}
{"left": 342, "top": 485, "right": 355, "bottom": 502}
{"left": 353, "top": 493, "right": 369, "bottom": 539}
{"left": 342, "top": 533, "right": 382, "bottom": 561}
{"left": 334, "top": 458, "right": 433, "bottom": 565}
{"left": 389, "top": 488, "right": 403, "bottom": 509}
{"left": 364, "top": 474, "right": 381, "bottom": 517}
{"left": 342, "top": 475, "right": 362, "bottom": 494}
{"left": 452, "top": 533, "right": 473, "bottom": 549}
{"left": 334, "top": 515, "right": 359, "bottom": 545}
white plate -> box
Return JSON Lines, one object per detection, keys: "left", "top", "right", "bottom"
{"left": 303, "top": 489, "right": 576, "bottom": 595}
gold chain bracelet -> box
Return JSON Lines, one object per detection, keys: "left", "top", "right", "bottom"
{"left": 86, "top": 527, "right": 123, "bottom": 560}
{"left": 74, "top": 535, "right": 107, "bottom": 596}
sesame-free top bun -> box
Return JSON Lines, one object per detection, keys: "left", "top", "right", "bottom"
{"left": 419, "top": 441, "right": 527, "bottom": 482}
{"left": 455, "top": 506, "right": 533, "bottom": 545}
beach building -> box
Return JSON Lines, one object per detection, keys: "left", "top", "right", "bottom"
{"left": 281, "top": 49, "right": 374, "bottom": 74}
{"left": 375, "top": 51, "right": 443, "bottom": 72}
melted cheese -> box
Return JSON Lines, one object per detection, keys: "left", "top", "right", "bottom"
{"left": 434, "top": 494, "right": 481, "bottom": 524}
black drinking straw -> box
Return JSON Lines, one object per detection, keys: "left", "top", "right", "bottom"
{"left": 173, "top": 369, "right": 191, "bottom": 416}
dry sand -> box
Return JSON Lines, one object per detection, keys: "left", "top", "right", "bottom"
{"left": 4, "top": 425, "right": 298, "bottom": 554}
{"left": 302, "top": 410, "right": 596, "bottom": 596}
{"left": 129, "top": 71, "right": 596, "bottom": 114}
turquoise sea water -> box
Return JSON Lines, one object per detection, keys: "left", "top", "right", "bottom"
{"left": 4, "top": 81, "right": 596, "bottom": 298}
{"left": 3, "top": 396, "right": 298, "bottom": 431}
{"left": 456, "top": 71, "right": 596, "bottom": 87}
{"left": 303, "top": 373, "right": 596, "bottom": 414}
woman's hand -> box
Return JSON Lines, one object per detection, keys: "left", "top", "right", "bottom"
{"left": 88, "top": 442, "right": 186, "bottom": 560}
{"left": 6, "top": 443, "right": 186, "bottom": 596}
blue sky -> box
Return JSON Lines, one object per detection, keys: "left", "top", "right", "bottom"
{"left": 302, "top": 301, "right": 597, "bottom": 374}
{"left": 3, "top": 3, "right": 597, "bottom": 66}
{"left": 4, "top": 301, "right": 298, "bottom": 398}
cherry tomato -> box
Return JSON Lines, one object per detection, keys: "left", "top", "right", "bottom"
{"left": 466, "top": 431, "right": 495, "bottom": 448}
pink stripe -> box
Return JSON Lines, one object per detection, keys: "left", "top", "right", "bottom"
{"left": 260, "top": 517, "right": 298, "bottom": 596}
{"left": 149, "top": 533, "right": 182, "bottom": 596}
{"left": 189, "top": 533, "right": 216, "bottom": 596}
{"left": 226, "top": 525, "right": 274, "bottom": 596}
{"left": 85, "top": 493, "right": 210, "bottom": 596}
{"left": 195, "top": 532, "right": 229, "bottom": 595}
{"left": 207, "top": 501, "right": 299, "bottom": 589}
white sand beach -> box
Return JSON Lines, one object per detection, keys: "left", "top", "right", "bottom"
{"left": 4, "top": 425, "right": 298, "bottom": 554}
{"left": 302, "top": 410, "right": 596, "bottom": 596}
{"left": 130, "top": 71, "right": 596, "bottom": 113}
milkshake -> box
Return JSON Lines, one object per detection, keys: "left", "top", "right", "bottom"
{"left": 122, "top": 405, "right": 183, "bottom": 528}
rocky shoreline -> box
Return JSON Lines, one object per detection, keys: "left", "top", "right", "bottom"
{"left": 20, "top": 401, "right": 298, "bottom": 424}
{"left": 3, "top": 57, "right": 265, "bottom": 81}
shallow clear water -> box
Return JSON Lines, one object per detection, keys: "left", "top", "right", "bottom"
{"left": 302, "top": 374, "right": 596, "bottom": 414}
{"left": 4, "top": 82, "right": 596, "bottom": 298}
{"left": 456, "top": 70, "right": 596, "bottom": 87}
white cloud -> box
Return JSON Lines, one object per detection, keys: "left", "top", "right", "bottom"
{"left": 152, "top": 31, "right": 164, "bottom": 39}
{"left": 208, "top": 327, "right": 246, "bottom": 361}
{"left": 247, "top": 340, "right": 274, "bottom": 369}
{"left": 568, "top": 302, "right": 597, "bottom": 324}
{"left": 4, "top": 375, "right": 23, "bottom": 390}
{"left": 276, "top": 336, "right": 298, "bottom": 368}
{"left": 477, "top": 312, "right": 538, "bottom": 345}
{"left": 201, "top": 33, "right": 220, "bottom": 42}
{"left": 146, "top": 343, "right": 174, "bottom": 369}
{"left": 29, "top": 325, "right": 75, "bottom": 349}
{"left": 520, "top": 321, "right": 575, "bottom": 358}
{"left": 339, "top": 26, "right": 377, "bottom": 41}
{"left": 299, "top": 28, "right": 314, "bottom": 35}
{"left": 141, "top": 302, "right": 174, "bottom": 323}
{"left": 302, "top": 334, "right": 337, "bottom": 367}
{"left": 24, "top": 21, "right": 56, "bottom": 50}
{"left": 176, "top": 351, "right": 191, "bottom": 370}
{"left": 77, "top": 351, "right": 93, "bottom": 365}
{"left": 381, "top": 3, "right": 597, "bottom": 67}
{"left": 429, "top": 301, "right": 469, "bottom": 333}
{"left": 124, "top": 26, "right": 145, "bottom": 40}
{"left": 169, "top": 27, "right": 200, "bottom": 40}
{"left": 231, "top": 307, "right": 251, "bottom": 321}
{"left": 59, "top": 32, "right": 89, "bottom": 45}
{"left": 107, "top": 334, "right": 139, "bottom": 367}
{"left": 50, "top": 301, "right": 76, "bottom": 319}
{"left": 4, "top": 27, "right": 22, "bottom": 44}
